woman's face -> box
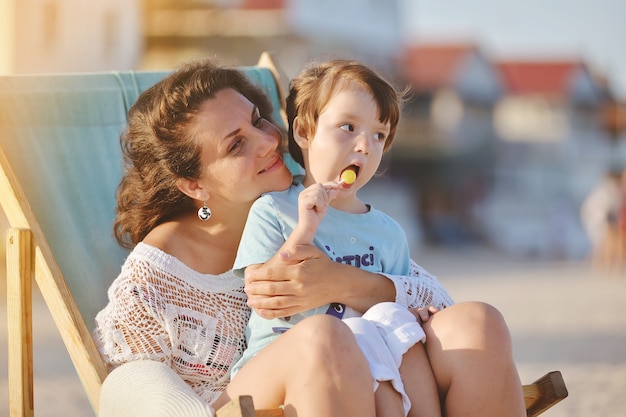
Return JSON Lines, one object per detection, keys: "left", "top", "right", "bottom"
{"left": 193, "top": 88, "right": 292, "bottom": 204}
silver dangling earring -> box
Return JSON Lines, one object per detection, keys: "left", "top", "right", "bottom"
{"left": 197, "top": 202, "right": 212, "bottom": 221}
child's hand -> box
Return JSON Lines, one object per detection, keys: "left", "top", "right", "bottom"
{"left": 279, "top": 182, "right": 343, "bottom": 262}
{"left": 293, "top": 182, "right": 341, "bottom": 243}
{"left": 298, "top": 183, "right": 333, "bottom": 216}
{"left": 409, "top": 305, "right": 439, "bottom": 324}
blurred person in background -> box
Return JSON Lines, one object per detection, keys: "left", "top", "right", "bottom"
{"left": 618, "top": 167, "right": 626, "bottom": 269}
{"left": 580, "top": 165, "right": 626, "bottom": 271}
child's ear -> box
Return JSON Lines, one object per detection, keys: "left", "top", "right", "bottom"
{"left": 292, "top": 117, "right": 310, "bottom": 149}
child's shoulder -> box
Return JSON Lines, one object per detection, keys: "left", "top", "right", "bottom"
{"left": 253, "top": 183, "right": 302, "bottom": 210}
{"left": 368, "top": 205, "right": 406, "bottom": 231}
{"left": 260, "top": 183, "right": 302, "bottom": 200}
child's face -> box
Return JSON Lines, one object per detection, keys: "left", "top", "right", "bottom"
{"left": 301, "top": 83, "right": 390, "bottom": 194}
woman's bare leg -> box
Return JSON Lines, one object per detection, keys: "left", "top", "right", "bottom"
{"left": 400, "top": 343, "right": 442, "bottom": 417}
{"left": 422, "top": 302, "right": 525, "bottom": 417}
{"left": 215, "top": 315, "right": 376, "bottom": 417}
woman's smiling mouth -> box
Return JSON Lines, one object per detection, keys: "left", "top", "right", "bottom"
{"left": 258, "top": 154, "right": 284, "bottom": 174}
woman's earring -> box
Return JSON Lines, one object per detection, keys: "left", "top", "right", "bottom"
{"left": 198, "top": 202, "right": 212, "bottom": 221}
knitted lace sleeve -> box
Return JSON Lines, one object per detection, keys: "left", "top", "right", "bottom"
{"left": 94, "top": 256, "right": 173, "bottom": 370}
{"left": 383, "top": 259, "right": 454, "bottom": 310}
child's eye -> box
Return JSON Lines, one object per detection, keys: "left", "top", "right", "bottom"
{"left": 375, "top": 132, "right": 387, "bottom": 141}
{"left": 340, "top": 124, "right": 354, "bottom": 132}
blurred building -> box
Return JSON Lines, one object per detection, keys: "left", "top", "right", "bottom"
{"left": 141, "top": 0, "right": 404, "bottom": 77}
{"left": 392, "top": 42, "right": 503, "bottom": 245}
{"left": 3, "top": 0, "right": 626, "bottom": 259}
{"left": 287, "top": 0, "right": 403, "bottom": 74}
{"left": 0, "top": 0, "right": 142, "bottom": 74}
{"left": 482, "top": 59, "right": 615, "bottom": 258}
{"left": 389, "top": 42, "right": 625, "bottom": 258}
{"left": 141, "top": 0, "right": 305, "bottom": 74}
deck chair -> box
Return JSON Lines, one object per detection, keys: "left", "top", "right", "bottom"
{"left": 1, "top": 52, "right": 567, "bottom": 417}
{"left": 216, "top": 369, "right": 569, "bottom": 417}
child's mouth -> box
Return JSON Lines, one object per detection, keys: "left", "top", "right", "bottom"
{"left": 338, "top": 165, "right": 359, "bottom": 186}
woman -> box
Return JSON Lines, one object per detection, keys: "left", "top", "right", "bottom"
{"left": 94, "top": 58, "right": 525, "bottom": 417}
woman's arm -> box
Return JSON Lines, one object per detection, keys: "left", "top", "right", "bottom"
{"left": 244, "top": 244, "right": 453, "bottom": 320}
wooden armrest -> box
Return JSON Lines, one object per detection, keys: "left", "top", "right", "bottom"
{"left": 216, "top": 395, "right": 282, "bottom": 417}
{"left": 216, "top": 371, "right": 568, "bottom": 417}
{"left": 217, "top": 370, "right": 568, "bottom": 417}
{"left": 523, "top": 371, "right": 568, "bottom": 417}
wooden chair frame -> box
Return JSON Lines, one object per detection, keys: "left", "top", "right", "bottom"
{"left": 215, "top": 369, "right": 569, "bottom": 417}
{"left": 2, "top": 53, "right": 567, "bottom": 417}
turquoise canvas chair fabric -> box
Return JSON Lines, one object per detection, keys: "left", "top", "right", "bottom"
{"left": 0, "top": 65, "right": 286, "bottom": 330}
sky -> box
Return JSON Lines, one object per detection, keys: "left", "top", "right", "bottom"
{"left": 401, "top": 0, "right": 626, "bottom": 99}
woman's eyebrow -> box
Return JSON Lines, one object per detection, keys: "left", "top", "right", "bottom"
{"left": 222, "top": 106, "right": 258, "bottom": 141}
{"left": 223, "top": 127, "right": 241, "bottom": 141}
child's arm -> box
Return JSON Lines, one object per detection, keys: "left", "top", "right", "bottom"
{"left": 240, "top": 182, "right": 340, "bottom": 286}
{"left": 240, "top": 183, "right": 340, "bottom": 316}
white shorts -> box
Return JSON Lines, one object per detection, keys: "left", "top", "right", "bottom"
{"left": 343, "top": 302, "right": 426, "bottom": 416}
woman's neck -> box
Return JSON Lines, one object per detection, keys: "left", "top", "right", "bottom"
{"left": 144, "top": 203, "right": 250, "bottom": 275}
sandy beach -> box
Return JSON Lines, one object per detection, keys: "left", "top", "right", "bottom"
{"left": 1, "top": 244, "right": 625, "bottom": 416}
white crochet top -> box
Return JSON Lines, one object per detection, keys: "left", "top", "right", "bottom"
{"left": 93, "top": 243, "right": 454, "bottom": 406}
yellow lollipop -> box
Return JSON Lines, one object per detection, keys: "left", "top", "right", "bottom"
{"left": 340, "top": 168, "right": 357, "bottom": 185}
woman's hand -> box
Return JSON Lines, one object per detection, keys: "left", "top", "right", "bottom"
{"left": 244, "top": 244, "right": 338, "bottom": 319}
{"left": 410, "top": 305, "right": 439, "bottom": 324}
{"left": 244, "top": 243, "right": 397, "bottom": 319}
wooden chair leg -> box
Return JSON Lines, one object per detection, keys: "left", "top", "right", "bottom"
{"left": 524, "top": 371, "right": 568, "bottom": 417}
{"left": 6, "top": 228, "right": 34, "bottom": 417}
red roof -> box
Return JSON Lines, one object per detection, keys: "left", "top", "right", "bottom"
{"left": 494, "top": 60, "right": 583, "bottom": 95}
{"left": 400, "top": 43, "right": 478, "bottom": 90}
{"left": 240, "top": 0, "right": 285, "bottom": 9}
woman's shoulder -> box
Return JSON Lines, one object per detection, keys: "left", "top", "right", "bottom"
{"left": 121, "top": 242, "right": 239, "bottom": 290}
{"left": 141, "top": 220, "right": 184, "bottom": 255}
{"left": 125, "top": 242, "right": 175, "bottom": 269}
{"left": 119, "top": 242, "right": 183, "bottom": 283}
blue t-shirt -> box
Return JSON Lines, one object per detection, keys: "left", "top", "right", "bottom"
{"left": 231, "top": 183, "right": 410, "bottom": 375}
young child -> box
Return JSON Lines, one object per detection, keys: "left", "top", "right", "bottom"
{"left": 232, "top": 60, "right": 441, "bottom": 417}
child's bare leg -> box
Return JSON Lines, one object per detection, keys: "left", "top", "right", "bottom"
{"left": 216, "top": 315, "right": 375, "bottom": 417}
{"left": 374, "top": 381, "right": 405, "bottom": 417}
{"left": 400, "top": 343, "right": 442, "bottom": 417}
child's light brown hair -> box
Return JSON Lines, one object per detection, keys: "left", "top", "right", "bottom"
{"left": 286, "top": 59, "right": 402, "bottom": 168}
